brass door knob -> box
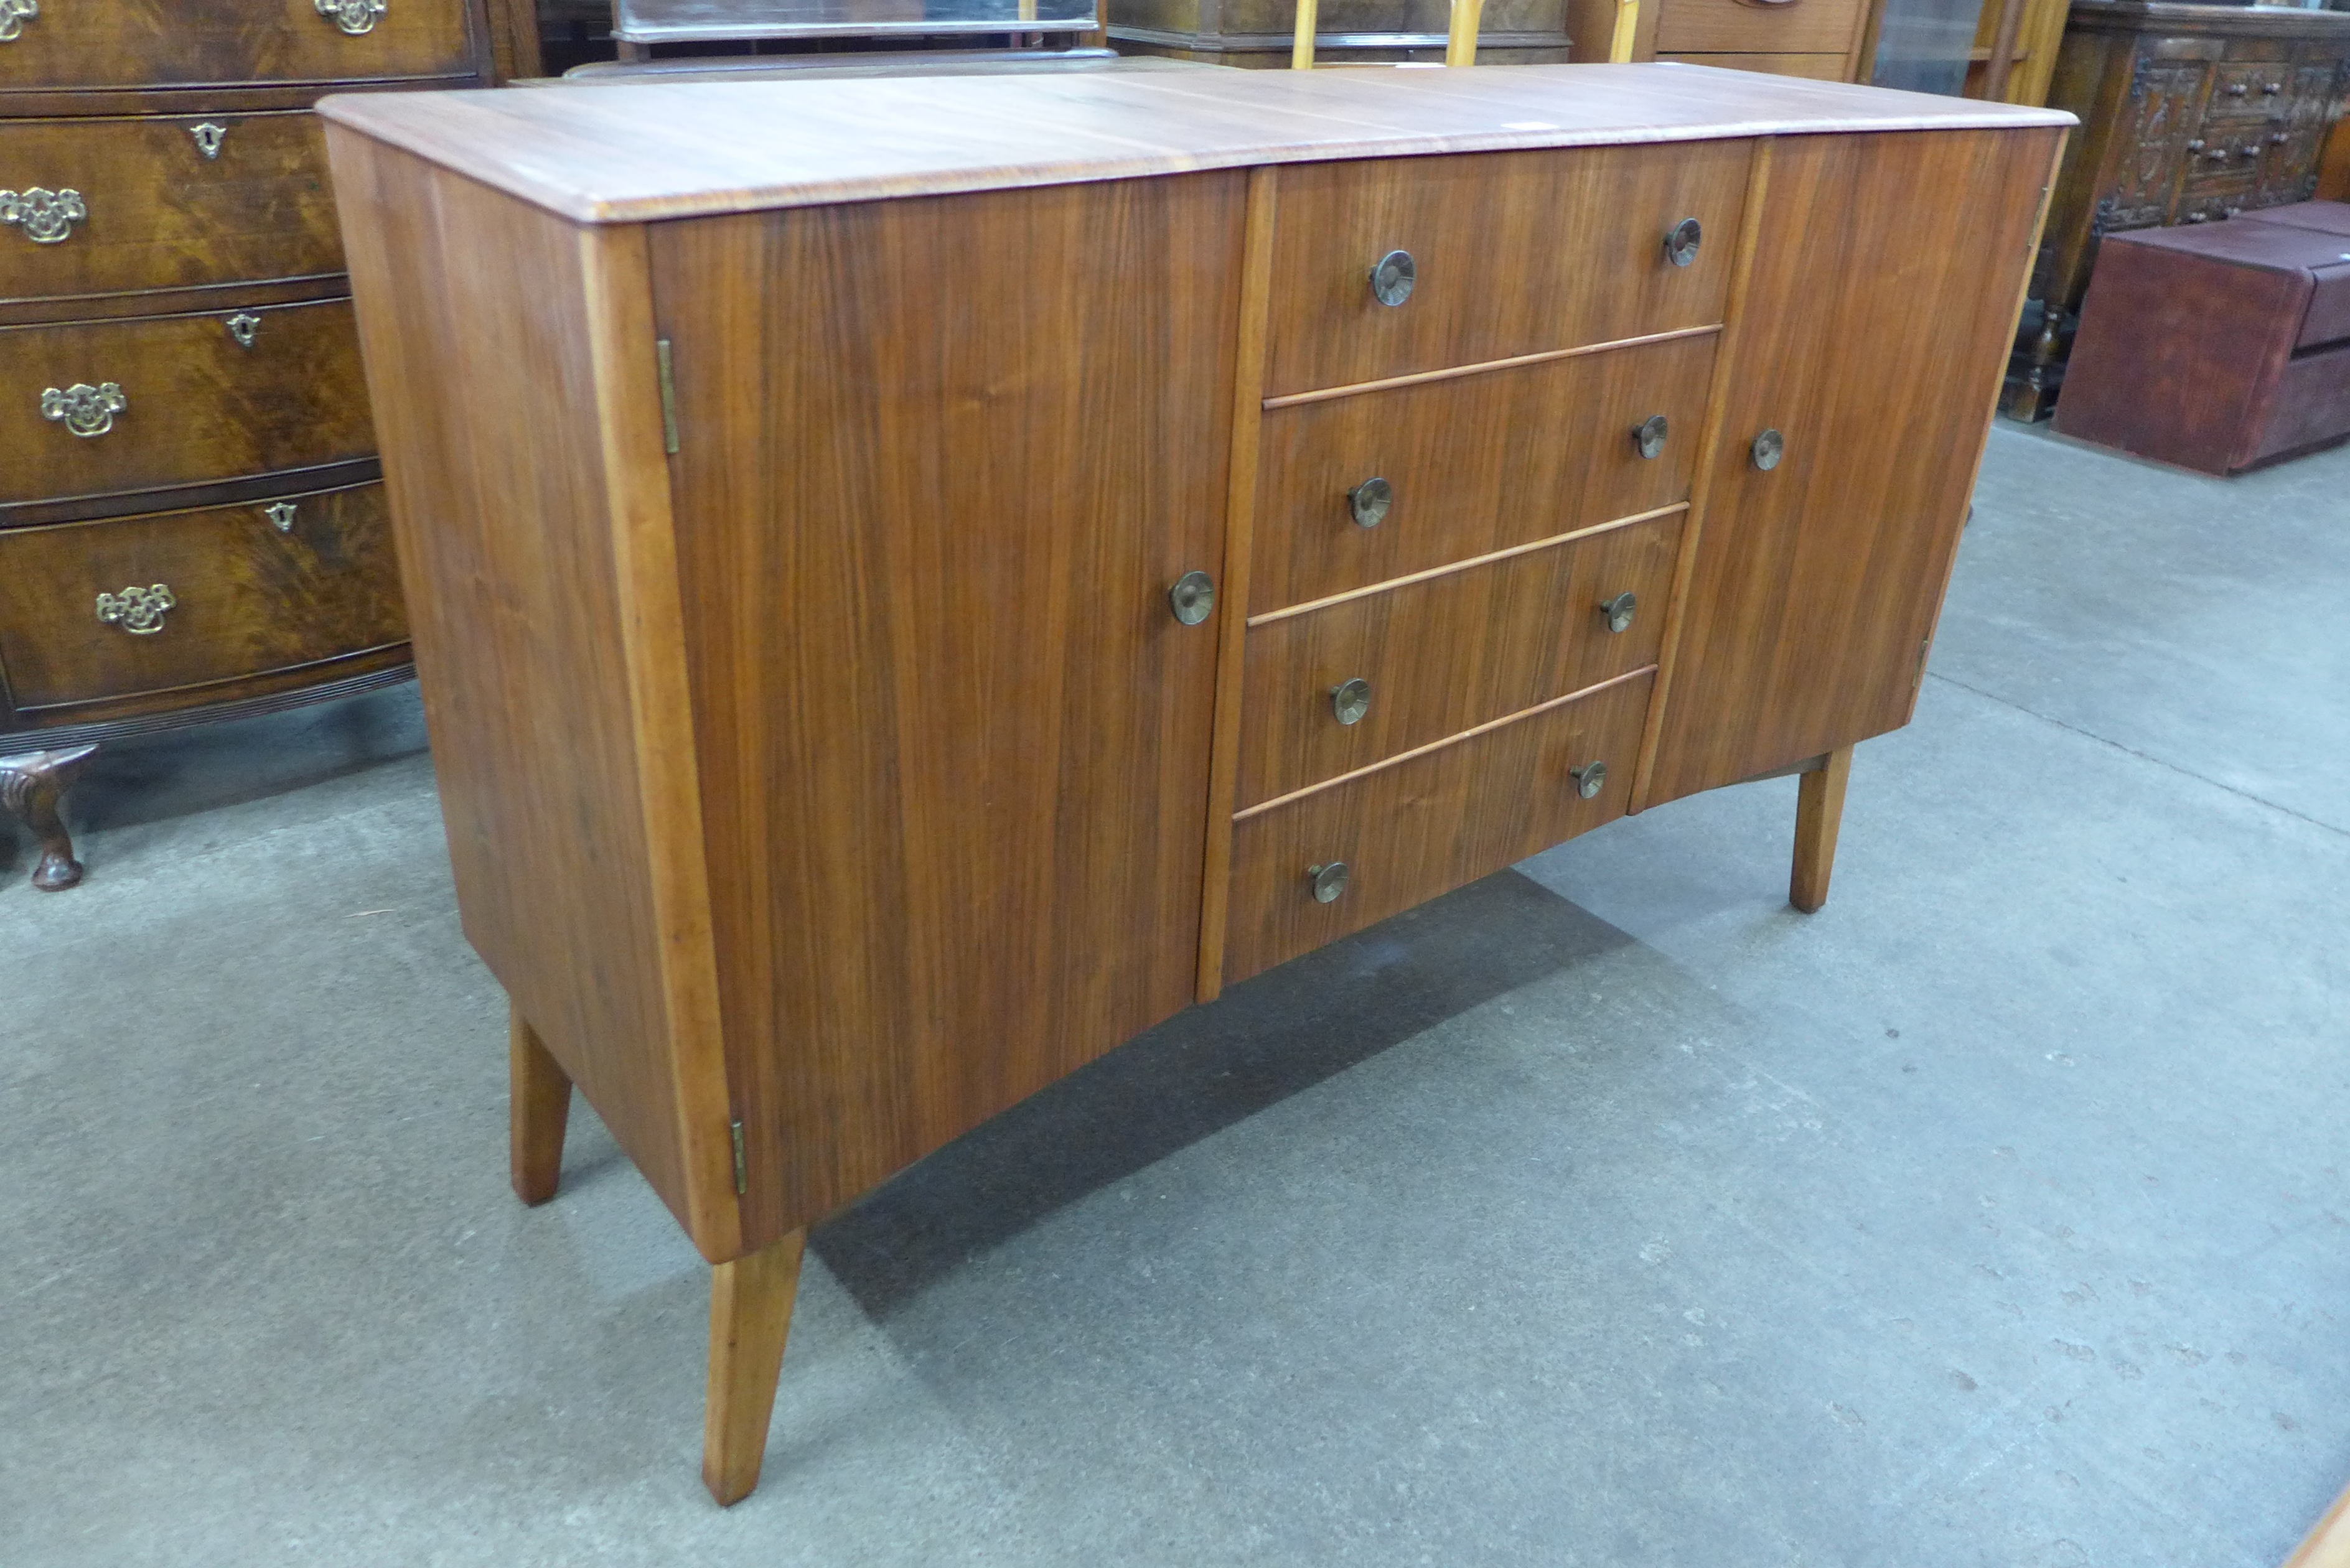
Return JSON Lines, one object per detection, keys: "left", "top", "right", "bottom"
{"left": 1306, "top": 861, "right": 1351, "bottom": 903}
{"left": 1750, "top": 427, "right": 1784, "bottom": 470}
{"left": 1168, "top": 570, "right": 1215, "bottom": 625}
{"left": 1598, "top": 591, "right": 1637, "bottom": 634}
{"left": 1330, "top": 678, "right": 1371, "bottom": 726}
{"left": 1664, "top": 218, "right": 1702, "bottom": 268}
{"left": 1369, "top": 250, "right": 1416, "bottom": 307}
{"left": 1348, "top": 475, "right": 1392, "bottom": 528}
{"left": 1569, "top": 759, "right": 1608, "bottom": 800}
{"left": 1633, "top": 414, "right": 1669, "bottom": 460}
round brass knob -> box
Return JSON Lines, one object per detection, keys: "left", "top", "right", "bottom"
{"left": 2186, "top": 139, "right": 2206, "bottom": 151}
{"left": 2263, "top": 81, "right": 2282, "bottom": 93}
{"left": 1168, "top": 570, "right": 1215, "bottom": 625}
{"left": 1598, "top": 591, "right": 1637, "bottom": 634}
{"left": 1369, "top": 250, "right": 1416, "bottom": 308}
{"left": 1664, "top": 217, "right": 1702, "bottom": 268}
{"left": 1750, "top": 428, "right": 1785, "bottom": 470}
{"left": 1348, "top": 475, "right": 1393, "bottom": 528}
{"left": 1330, "top": 677, "right": 1372, "bottom": 726}
{"left": 1306, "top": 861, "right": 1351, "bottom": 903}
{"left": 1633, "top": 414, "right": 1669, "bottom": 460}
{"left": 2227, "top": 82, "right": 2249, "bottom": 96}
{"left": 1569, "top": 760, "right": 1608, "bottom": 801}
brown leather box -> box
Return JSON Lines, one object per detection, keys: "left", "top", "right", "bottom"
{"left": 2056, "top": 202, "right": 2350, "bottom": 475}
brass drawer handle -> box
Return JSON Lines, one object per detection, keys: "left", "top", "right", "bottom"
{"left": 1306, "top": 861, "right": 1351, "bottom": 903}
{"left": 41, "top": 381, "right": 126, "bottom": 438}
{"left": 1569, "top": 758, "right": 1608, "bottom": 800}
{"left": 1369, "top": 250, "right": 1415, "bottom": 308}
{"left": 1632, "top": 413, "right": 1668, "bottom": 459}
{"left": 316, "top": 0, "right": 388, "bottom": 34}
{"left": 1, "top": 187, "right": 85, "bottom": 245}
{"left": 96, "top": 584, "right": 176, "bottom": 635}
{"left": 1168, "top": 569, "right": 1215, "bottom": 625}
{"left": 265, "top": 501, "right": 298, "bottom": 533}
{"left": 1750, "top": 427, "right": 1784, "bottom": 470}
{"left": 1598, "top": 591, "right": 1637, "bottom": 634}
{"left": 190, "top": 123, "right": 227, "bottom": 160}
{"left": 1347, "top": 475, "right": 1392, "bottom": 528}
{"left": 1330, "top": 677, "right": 1371, "bottom": 726}
{"left": 0, "top": 0, "right": 36, "bottom": 43}
{"left": 1664, "top": 217, "right": 1702, "bottom": 269}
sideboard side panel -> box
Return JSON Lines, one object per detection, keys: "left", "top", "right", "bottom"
{"left": 651, "top": 173, "right": 1245, "bottom": 1245}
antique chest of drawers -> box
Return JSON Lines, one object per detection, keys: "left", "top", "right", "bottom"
{"left": 319, "top": 63, "right": 2069, "bottom": 1503}
{"left": 0, "top": 0, "right": 529, "bottom": 890}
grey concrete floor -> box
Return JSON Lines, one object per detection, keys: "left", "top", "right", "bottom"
{"left": 2, "top": 425, "right": 2345, "bottom": 1567}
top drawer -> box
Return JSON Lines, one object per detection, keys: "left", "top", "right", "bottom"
{"left": 1263, "top": 139, "right": 1751, "bottom": 397}
{"left": 0, "top": 0, "right": 475, "bottom": 93}
{"left": 1654, "top": 0, "right": 1866, "bottom": 56}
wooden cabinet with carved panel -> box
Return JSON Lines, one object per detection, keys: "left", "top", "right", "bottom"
{"left": 2002, "top": 0, "right": 2350, "bottom": 421}
{"left": 0, "top": 0, "right": 536, "bottom": 890}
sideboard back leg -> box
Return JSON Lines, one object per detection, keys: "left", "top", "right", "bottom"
{"left": 0, "top": 745, "right": 98, "bottom": 892}
{"left": 703, "top": 1228, "right": 807, "bottom": 1506}
{"left": 1789, "top": 745, "right": 1855, "bottom": 913}
{"left": 508, "top": 1005, "right": 573, "bottom": 1205}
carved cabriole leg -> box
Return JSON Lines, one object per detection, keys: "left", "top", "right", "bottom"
{"left": 0, "top": 744, "right": 98, "bottom": 892}
{"left": 703, "top": 1229, "right": 807, "bottom": 1507}
{"left": 508, "top": 1004, "right": 572, "bottom": 1205}
{"left": 1789, "top": 744, "right": 1855, "bottom": 914}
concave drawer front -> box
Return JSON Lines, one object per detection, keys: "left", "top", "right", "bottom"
{"left": 0, "top": 297, "right": 373, "bottom": 506}
{"left": 1262, "top": 139, "right": 1749, "bottom": 396}
{"left": 1654, "top": 0, "right": 1865, "bottom": 56}
{"left": 1236, "top": 510, "right": 1680, "bottom": 810}
{"left": 1224, "top": 669, "right": 1653, "bottom": 984}
{"left": 0, "top": 1, "right": 474, "bottom": 91}
{"left": 2298, "top": 262, "right": 2350, "bottom": 349}
{"left": 0, "top": 113, "right": 342, "bottom": 303}
{"left": 1253, "top": 330, "right": 1714, "bottom": 615}
{"left": 0, "top": 481, "right": 405, "bottom": 712}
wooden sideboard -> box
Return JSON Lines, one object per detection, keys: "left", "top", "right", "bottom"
{"left": 320, "top": 63, "right": 2069, "bottom": 1504}
{"left": 2003, "top": 0, "right": 2350, "bottom": 421}
{"left": 0, "top": 1, "right": 536, "bottom": 890}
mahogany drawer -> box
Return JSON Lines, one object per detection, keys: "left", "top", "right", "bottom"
{"left": 0, "top": 1, "right": 474, "bottom": 93}
{"left": 1262, "top": 140, "right": 1749, "bottom": 397}
{"left": 0, "top": 481, "right": 405, "bottom": 714}
{"left": 1252, "top": 330, "right": 1714, "bottom": 616}
{"left": 1235, "top": 510, "right": 1680, "bottom": 810}
{"left": 0, "top": 297, "right": 373, "bottom": 507}
{"left": 1653, "top": 0, "right": 1865, "bottom": 57}
{"left": 1222, "top": 668, "right": 1654, "bottom": 984}
{"left": 0, "top": 112, "right": 342, "bottom": 304}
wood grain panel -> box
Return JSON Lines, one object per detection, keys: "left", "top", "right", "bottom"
{"left": 1224, "top": 668, "right": 1652, "bottom": 983}
{"left": 1263, "top": 139, "right": 1750, "bottom": 396}
{"left": 1656, "top": 51, "right": 1851, "bottom": 80}
{"left": 0, "top": 481, "right": 403, "bottom": 711}
{"left": 1643, "top": 128, "right": 2063, "bottom": 806}
{"left": 1236, "top": 510, "right": 1680, "bottom": 808}
{"left": 0, "top": 0, "right": 476, "bottom": 92}
{"left": 0, "top": 113, "right": 342, "bottom": 306}
{"left": 0, "top": 297, "right": 372, "bottom": 508}
{"left": 648, "top": 174, "right": 1244, "bottom": 1246}
{"left": 1654, "top": 0, "right": 1866, "bottom": 56}
{"left": 1250, "top": 330, "right": 1715, "bottom": 614}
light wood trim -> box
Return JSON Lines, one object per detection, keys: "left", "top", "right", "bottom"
{"left": 1262, "top": 324, "right": 1723, "bottom": 409}
{"left": 1446, "top": 0, "right": 1486, "bottom": 64}
{"left": 1243, "top": 502, "right": 1690, "bottom": 628}
{"left": 578, "top": 224, "right": 745, "bottom": 1265}
{"left": 2284, "top": 1480, "right": 2350, "bottom": 1568}
{"left": 701, "top": 1228, "right": 805, "bottom": 1506}
{"left": 1787, "top": 741, "right": 1851, "bottom": 911}
{"left": 1630, "top": 134, "right": 1771, "bottom": 813}
{"left": 1840, "top": 0, "right": 1875, "bottom": 81}
{"left": 508, "top": 1005, "right": 571, "bottom": 1206}
{"left": 1294, "top": 0, "right": 1319, "bottom": 67}
{"left": 1234, "top": 663, "right": 1656, "bottom": 822}
{"left": 1979, "top": 0, "right": 2025, "bottom": 101}
{"left": 1198, "top": 167, "right": 1281, "bottom": 1005}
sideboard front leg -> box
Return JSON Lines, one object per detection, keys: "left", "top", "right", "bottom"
{"left": 1, "top": 744, "right": 98, "bottom": 892}
{"left": 1789, "top": 744, "right": 1855, "bottom": 913}
{"left": 703, "top": 1228, "right": 807, "bottom": 1506}
{"left": 508, "top": 1005, "right": 572, "bottom": 1205}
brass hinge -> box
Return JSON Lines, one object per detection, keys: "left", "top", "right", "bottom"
{"left": 1914, "top": 638, "right": 1932, "bottom": 689}
{"left": 655, "top": 337, "right": 680, "bottom": 456}
{"left": 729, "top": 1119, "right": 747, "bottom": 1194}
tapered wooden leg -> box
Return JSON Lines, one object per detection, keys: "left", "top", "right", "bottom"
{"left": 508, "top": 1004, "right": 571, "bottom": 1205}
{"left": 1, "top": 744, "right": 96, "bottom": 892}
{"left": 1789, "top": 744, "right": 1855, "bottom": 913}
{"left": 703, "top": 1229, "right": 806, "bottom": 1507}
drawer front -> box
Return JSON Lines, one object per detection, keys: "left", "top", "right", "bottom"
{"left": 1223, "top": 669, "right": 1654, "bottom": 984}
{"left": 1656, "top": 51, "right": 1850, "bottom": 80}
{"left": 2203, "top": 62, "right": 2293, "bottom": 122}
{"left": 1237, "top": 511, "right": 1680, "bottom": 810}
{"left": 0, "top": 482, "right": 404, "bottom": 711}
{"left": 1252, "top": 331, "right": 1714, "bottom": 615}
{"left": 2299, "top": 261, "right": 2350, "bottom": 350}
{"left": 1263, "top": 140, "right": 1751, "bottom": 396}
{"left": 0, "top": 113, "right": 341, "bottom": 304}
{"left": 1654, "top": 0, "right": 1864, "bottom": 55}
{"left": 0, "top": 297, "right": 373, "bottom": 506}
{"left": 0, "top": 1, "right": 474, "bottom": 93}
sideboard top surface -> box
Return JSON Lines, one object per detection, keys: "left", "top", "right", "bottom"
{"left": 317, "top": 62, "right": 2072, "bottom": 224}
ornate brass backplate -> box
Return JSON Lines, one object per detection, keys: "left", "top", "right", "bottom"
{"left": 316, "top": 0, "right": 389, "bottom": 34}
{"left": 40, "top": 381, "right": 127, "bottom": 438}
{"left": 0, "top": 187, "right": 85, "bottom": 244}
{"left": 96, "top": 584, "right": 177, "bottom": 635}
{"left": 0, "top": 0, "right": 36, "bottom": 44}
{"left": 189, "top": 123, "right": 228, "bottom": 160}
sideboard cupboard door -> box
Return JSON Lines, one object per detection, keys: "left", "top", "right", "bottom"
{"left": 1641, "top": 128, "right": 2064, "bottom": 808}
{"left": 646, "top": 174, "right": 1245, "bottom": 1246}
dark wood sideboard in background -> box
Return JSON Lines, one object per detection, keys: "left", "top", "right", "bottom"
{"left": 0, "top": 0, "right": 537, "bottom": 890}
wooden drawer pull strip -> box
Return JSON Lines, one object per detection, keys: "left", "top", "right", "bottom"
{"left": 1262, "top": 322, "right": 1722, "bottom": 411}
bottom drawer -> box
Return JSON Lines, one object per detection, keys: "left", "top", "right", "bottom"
{"left": 1223, "top": 667, "right": 1654, "bottom": 984}
{"left": 0, "top": 482, "right": 405, "bottom": 714}
{"left": 2246, "top": 337, "right": 2350, "bottom": 469}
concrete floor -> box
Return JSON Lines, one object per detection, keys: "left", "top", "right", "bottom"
{"left": 3, "top": 424, "right": 2345, "bottom": 1566}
